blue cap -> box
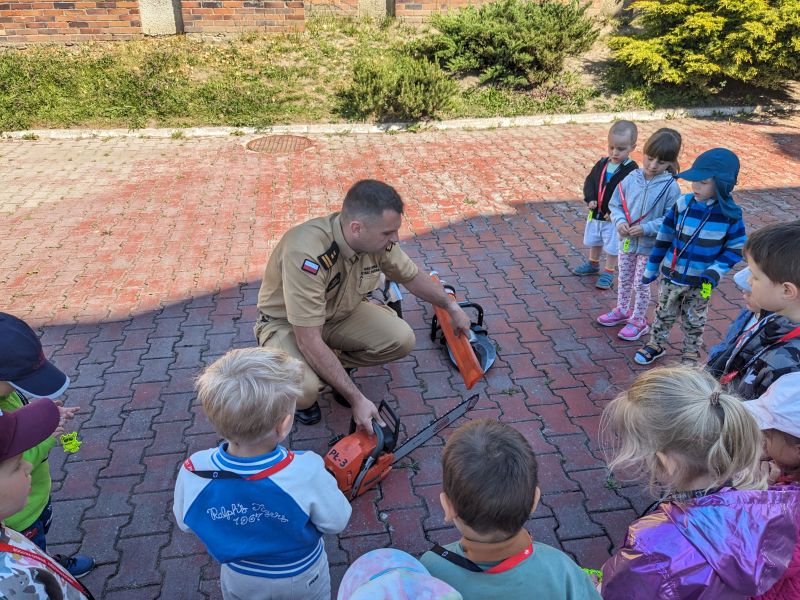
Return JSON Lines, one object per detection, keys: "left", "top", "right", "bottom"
{"left": 0, "top": 312, "right": 69, "bottom": 398}
{"left": 677, "top": 148, "right": 741, "bottom": 220}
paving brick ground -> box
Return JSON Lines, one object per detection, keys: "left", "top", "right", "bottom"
{"left": 3, "top": 115, "right": 800, "bottom": 598}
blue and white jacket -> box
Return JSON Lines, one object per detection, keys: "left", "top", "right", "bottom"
{"left": 643, "top": 193, "right": 747, "bottom": 287}
{"left": 173, "top": 444, "right": 351, "bottom": 578}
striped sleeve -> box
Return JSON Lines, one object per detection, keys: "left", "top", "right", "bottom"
{"left": 643, "top": 202, "right": 678, "bottom": 282}
{"left": 702, "top": 218, "right": 746, "bottom": 286}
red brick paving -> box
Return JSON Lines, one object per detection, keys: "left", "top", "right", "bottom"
{"left": 3, "top": 116, "right": 800, "bottom": 598}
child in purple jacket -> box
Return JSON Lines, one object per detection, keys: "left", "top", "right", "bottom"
{"left": 600, "top": 366, "right": 800, "bottom": 599}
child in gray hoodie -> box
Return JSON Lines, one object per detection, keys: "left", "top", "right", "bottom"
{"left": 597, "top": 128, "right": 682, "bottom": 342}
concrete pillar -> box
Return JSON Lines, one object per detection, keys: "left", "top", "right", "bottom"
{"left": 138, "top": 0, "right": 184, "bottom": 35}
{"left": 358, "top": 0, "right": 393, "bottom": 18}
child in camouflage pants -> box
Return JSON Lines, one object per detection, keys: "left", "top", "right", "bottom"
{"left": 636, "top": 148, "right": 747, "bottom": 365}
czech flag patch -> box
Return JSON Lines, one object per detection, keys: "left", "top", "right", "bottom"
{"left": 301, "top": 259, "right": 320, "bottom": 275}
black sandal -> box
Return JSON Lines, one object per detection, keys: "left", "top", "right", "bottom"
{"left": 635, "top": 345, "right": 665, "bottom": 365}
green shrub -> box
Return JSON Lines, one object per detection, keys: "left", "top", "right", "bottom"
{"left": 610, "top": 0, "right": 800, "bottom": 90}
{"left": 416, "top": 0, "right": 597, "bottom": 87}
{"left": 338, "top": 53, "right": 457, "bottom": 121}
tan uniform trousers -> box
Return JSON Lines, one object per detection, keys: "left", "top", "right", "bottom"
{"left": 254, "top": 301, "right": 415, "bottom": 409}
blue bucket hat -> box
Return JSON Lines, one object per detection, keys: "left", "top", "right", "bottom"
{"left": 677, "top": 148, "right": 741, "bottom": 220}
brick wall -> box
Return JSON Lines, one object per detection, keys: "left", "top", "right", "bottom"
{"left": 0, "top": 1, "right": 142, "bottom": 43}
{"left": 181, "top": 0, "right": 304, "bottom": 35}
{"left": 0, "top": 0, "right": 611, "bottom": 43}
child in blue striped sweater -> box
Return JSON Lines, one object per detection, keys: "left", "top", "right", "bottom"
{"left": 636, "top": 148, "right": 747, "bottom": 365}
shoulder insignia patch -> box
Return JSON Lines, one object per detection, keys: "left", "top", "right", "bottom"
{"left": 301, "top": 259, "right": 320, "bottom": 275}
{"left": 317, "top": 242, "right": 340, "bottom": 271}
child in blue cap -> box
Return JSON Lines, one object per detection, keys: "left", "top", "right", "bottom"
{"left": 636, "top": 148, "right": 747, "bottom": 365}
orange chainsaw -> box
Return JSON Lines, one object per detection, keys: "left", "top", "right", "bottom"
{"left": 325, "top": 394, "right": 479, "bottom": 500}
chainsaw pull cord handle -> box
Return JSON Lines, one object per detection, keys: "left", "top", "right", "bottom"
{"left": 350, "top": 422, "right": 386, "bottom": 499}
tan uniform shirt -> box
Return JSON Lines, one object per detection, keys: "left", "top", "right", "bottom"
{"left": 257, "top": 213, "right": 419, "bottom": 327}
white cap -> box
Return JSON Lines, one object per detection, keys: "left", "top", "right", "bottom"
{"left": 733, "top": 267, "right": 751, "bottom": 293}
{"left": 745, "top": 372, "right": 800, "bottom": 438}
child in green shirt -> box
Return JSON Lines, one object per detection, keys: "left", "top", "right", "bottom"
{"left": 420, "top": 420, "right": 601, "bottom": 600}
{"left": 0, "top": 311, "right": 94, "bottom": 578}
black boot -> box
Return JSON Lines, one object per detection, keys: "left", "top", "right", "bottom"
{"left": 295, "top": 402, "right": 321, "bottom": 425}
{"left": 332, "top": 368, "right": 355, "bottom": 408}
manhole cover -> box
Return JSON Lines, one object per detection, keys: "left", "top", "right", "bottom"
{"left": 246, "top": 135, "right": 313, "bottom": 154}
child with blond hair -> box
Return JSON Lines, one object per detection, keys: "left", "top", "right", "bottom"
{"left": 572, "top": 120, "right": 639, "bottom": 290}
{"left": 600, "top": 366, "right": 800, "bottom": 599}
{"left": 173, "top": 347, "right": 352, "bottom": 600}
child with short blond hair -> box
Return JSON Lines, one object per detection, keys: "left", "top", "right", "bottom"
{"left": 173, "top": 347, "right": 352, "bottom": 600}
{"left": 420, "top": 420, "right": 600, "bottom": 600}
{"left": 600, "top": 366, "right": 800, "bottom": 599}
{"left": 573, "top": 120, "right": 639, "bottom": 290}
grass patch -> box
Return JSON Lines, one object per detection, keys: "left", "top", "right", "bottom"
{"left": 0, "top": 14, "right": 783, "bottom": 131}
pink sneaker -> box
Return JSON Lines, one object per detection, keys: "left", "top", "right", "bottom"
{"left": 597, "top": 308, "right": 630, "bottom": 327}
{"left": 618, "top": 321, "right": 650, "bottom": 341}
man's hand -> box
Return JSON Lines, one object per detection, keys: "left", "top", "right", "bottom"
{"left": 588, "top": 201, "right": 598, "bottom": 209}
{"left": 403, "top": 272, "right": 472, "bottom": 336}
{"left": 628, "top": 224, "right": 644, "bottom": 237}
{"left": 351, "top": 395, "right": 385, "bottom": 435}
{"left": 448, "top": 302, "right": 472, "bottom": 338}
{"left": 617, "top": 223, "right": 630, "bottom": 237}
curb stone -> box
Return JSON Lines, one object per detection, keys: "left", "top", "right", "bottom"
{"left": 3, "top": 103, "right": 800, "bottom": 141}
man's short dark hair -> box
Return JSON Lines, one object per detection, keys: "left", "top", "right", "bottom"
{"left": 744, "top": 220, "right": 800, "bottom": 287}
{"left": 442, "top": 420, "right": 539, "bottom": 536}
{"left": 341, "top": 180, "right": 404, "bottom": 222}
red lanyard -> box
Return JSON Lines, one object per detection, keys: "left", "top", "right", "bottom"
{"left": 596, "top": 162, "right": 610, "bottom": 206}
{"left": 183, "top": 450, "right": 294, "bottom": 480}
{"left": 669, "top": 200, "right": 713, "bottom": 271}
{"left": 485, "top": 542, "right": 533, "bottom": 573}
{"left": 619, "top": 179, "right": 672, "bottom": 226}
{"left": 430, "top": 537, "right": 534, "bottom": 574}
{"left": 720, "top": 325, "right": 800, "bottom": 384}
{"left": 0, "top": 542, "right": 93, "bottom": 599}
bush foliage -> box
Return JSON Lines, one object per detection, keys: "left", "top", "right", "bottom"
{"left": 416, "top": 0, "right": 597, "bottom": 87}
{"left": 611, "top": 0, "right": 800, "bottom": 89}
{"left": 338, "top": 53, "right": 457, "bottom": 121}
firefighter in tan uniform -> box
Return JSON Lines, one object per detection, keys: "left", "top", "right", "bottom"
{"left": 255, "top": 180, "right": 471, "bottom": 432}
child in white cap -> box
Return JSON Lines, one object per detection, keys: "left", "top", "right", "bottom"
{"left": 745, "top": 372, "right": 800, "bottom": 485}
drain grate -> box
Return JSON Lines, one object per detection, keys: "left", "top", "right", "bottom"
{"left": 246, "top": 135, "right": 313, "bottom": 154}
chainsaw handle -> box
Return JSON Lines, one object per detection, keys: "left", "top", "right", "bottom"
{"left": 348, "top": 401, "right": 400, "bottom": 450}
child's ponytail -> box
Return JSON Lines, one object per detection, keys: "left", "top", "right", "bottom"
{"left": 709, "top": 389, "right": 765, "bottom": 490}
{"left": 602, "top": 366, "right": 766, "bottom": 494}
